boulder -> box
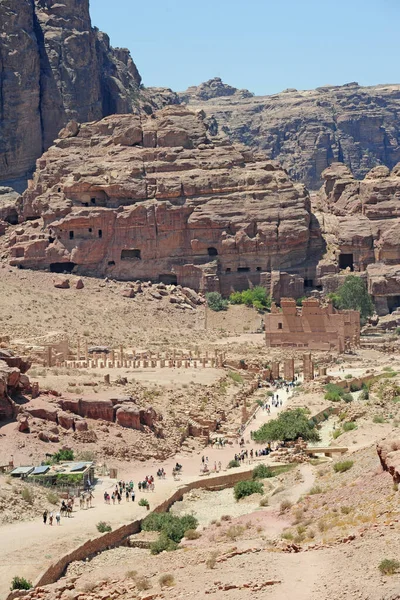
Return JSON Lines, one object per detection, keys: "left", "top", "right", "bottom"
{"left": 75, "top": 419, "right": 88, "bottom": 432}
{"left": 24, "top": 403, "right": 58, "bottom": 422}
{"left": 121, "top": 288, "right": 135, "bottom": 298}
{"left": 75, "top": 278, "right": 84, "bottom": 289}
{"left": 139, "top": 406, "right": 158, "bottom": 428}
{"left": 54, "top": 278, "right": 70, "bottom": 289}
{"left": 116, "top": 405, "right": 141, "bottom": 429}
{"left": 58, "top": 411, "right": 75, "bottom": 430}
{"left": 18, "top": 416, "right": 30, "bottom": 433}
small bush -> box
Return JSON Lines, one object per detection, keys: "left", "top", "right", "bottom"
{"left": 206, "top": 292, "right": 228, "bottom": 312}
{"left": 332, "top": 429, "right": 342, "bottom": 439}
{"left": 345, "top": 374, "right": 353, "bottom": 379}
{"left": 143, "top": 512, "right": 198, "bottom": 545}
{"left": 221, "top": 514, "right": 231, "bottom": 521}
{"left": 136, "top": 576, "right": 151, "bottom": 591}
{"left": 185, "top": 529, "right": 201, "bottom": 540}
{"left": 252, "top": 464, "right": 274, "bottom": 480}
{"left": 139, "top": 498, "right": 149, "bottom": 507}
{"left": 21, "top": 487, "right": 34, "bottom": 505}
{"left": 150, "top": 532, "right": 178, "bottom": 555}
{"left": 227, "top": 459, "right": 240, "bottom": 470}
{"left": 378, "top": 559, "right": 400, "bottom": 575}
{"left": 280, "top": 499, "right": 293, "bottom": 512}
{"left": 206, "top": 551, "right": 219, "bottom": 569}
{"left": 159, "top": 573, "right": 175, "bottom": 588}
{"left": 259, "top": 496, "right": 269, "bottom": 507}
{"left": 47, "top": 491, "right": 59, "bottom": 505}
{"left": 10, "top": 577, "right": 32, "bottom": 591}
{"left": 334, "top": 460, "right": 354, "bottom": 473}
{"left": 96, "top": 521, "right": 112, "bottom": 533}
{"left": 342, "top": 421, "right": 357, "bottom": 432}
{"left": 350, "top": 382, "right": 361, "bottom": 392}
{"left": 234, "top": 480, "right": 263, "bottom": 501}
{"left": 308, "top": 485, "right": 323, "bottom": 495}
{"left": 340, "top": 506, "right": 352, "bottom": 514}
{"left": 52, "top": 448, "right": 74, "bottom": 463}
{"left": 225, "top": 525, "right": 245, "bottom": 540}
{"left": 373, "top": 415, "right": 385, "bottom": 424}
{"left": 281, "top": 530, "right": 294, "bottom": 540}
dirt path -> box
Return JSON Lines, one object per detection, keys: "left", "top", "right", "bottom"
{"left": 0, "top": 382, "right": 304, "bottom": 598}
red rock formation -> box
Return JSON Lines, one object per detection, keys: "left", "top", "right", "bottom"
{"left": 314, "top": 162, "right": 400, "bottom": 314}
{"left": 116, "top": 405, "right": 141, "bottom": 430}
{"left": 8, "top": 106, "right": 314, "bottom": 296}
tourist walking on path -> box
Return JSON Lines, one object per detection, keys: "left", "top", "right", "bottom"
{"left": 56, "top": 512, "right": 61, "bottom": 525}
{"left": 43, "top": 510, "right": 48, "bottom": 525}
{"left": 49, "top": 512, "right": 54, "bottom": 526}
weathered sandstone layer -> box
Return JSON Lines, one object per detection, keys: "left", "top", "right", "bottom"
{"left": 0, "top": 0, "right": 177, "bottom": 191}
{"left": 313, "top": 162, "right": 400, "bottom": 314}
{"left": 179, "top": 78, "right": 400, "bottom": 189}
{"left": 5, "top": 106, "right": 318, "bottom": 295}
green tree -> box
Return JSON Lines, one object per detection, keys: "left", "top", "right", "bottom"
{"left": 206, "top": 292, "right": 228, "bottom": 312}
{"left": 253, "top": 408, "right": 320, "bottom": 443}
{"left": 329, "top": 275, "right": 373, "bottom": 323}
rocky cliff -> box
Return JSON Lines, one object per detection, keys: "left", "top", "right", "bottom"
{"left": 4, "top": 106, "right": 316, "bottom": 296}
{"left": 0, "top": 0, "right": 177, "bottom": 191}
{"left": 179, "top": 78, "right": 400, "bottom": 189}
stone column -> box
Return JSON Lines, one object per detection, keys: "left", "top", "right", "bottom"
{"left": 47, "top": 346, "right": 52, "bottom": 368}
{"left": 272, "top": 361, "right": 280, "bottom": 380}
{"left": 303, "top": 353, "right": 314, "bottom": 381}
{"left": 284, "top": 358, "right": 295, "bottom": 381}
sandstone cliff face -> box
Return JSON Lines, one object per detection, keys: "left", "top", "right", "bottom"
{"left": 179, "top": 79, "right": 400, "bottom": 189}
{"left": 5, "top": 106, "right": 316, "bottom": 295}
{"left": 313, "top": 161, "right": 400, "bottom": 314}
{"left": 0, "top": 0, "right": 177, "bottom": 191}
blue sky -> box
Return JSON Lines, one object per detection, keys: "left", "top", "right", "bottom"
{"left": 90, "top": 0, "right": 400, "bottom": 96}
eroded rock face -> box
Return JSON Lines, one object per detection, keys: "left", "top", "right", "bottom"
{"left": 0, "top": 0, "right": 178, "bottom": 190}
{"left": 8, "top": 106, "right": 315, "bottom": 294}
{"left": 0, "top": 357, "right": 31, "bottom": 420}
{"left": 179, "top": 79, "right": 400, "bottom": 189}
{"left": 314, "top": 162, "right": 400, "bottom": 314}
{"left": 377, "top": 439, "right": 400, "bottom": 483}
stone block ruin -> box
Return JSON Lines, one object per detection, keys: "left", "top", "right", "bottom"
{"left": 265, "top": 297, "right": 360, "bottom": 352}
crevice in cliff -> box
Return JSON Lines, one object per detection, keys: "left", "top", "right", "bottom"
{"left": 32, "top": 6, "right": 46, "bottom": 156}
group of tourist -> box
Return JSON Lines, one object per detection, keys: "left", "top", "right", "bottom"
{"left": 42, "top": 509, "right": 61, "bottom": 525}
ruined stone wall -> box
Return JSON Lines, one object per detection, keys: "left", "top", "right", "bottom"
{"left": 265, "top": 298, "right": 360, "bottom": 352}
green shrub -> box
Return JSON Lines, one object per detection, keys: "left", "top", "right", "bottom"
{"left": 150, "top": 532, "right": 178, "bottom": 555}
{"left": 10, "top": 577, "right": 32, "bottom": 591}
{"left": 139, "top": 498, "right": 149, "bottom": 507}
{"left": 350, "top": 382, "right": 361, "bottom": 392}
{"left": 373, "top": 415, "right": 385, "bottom": 424}
{"left": 378, "top": 559, "right": 400, "bottom": 575}
{"left": 96, "top": 521, "right": 112, "bottom": 533}
{"left": 206, "top": 292, "right": 228, "bottom": 312}
{"left": 253, "top": 408, "right": 320, "bottom": 443}
{"left": 360, "top": 387, "right": 369, "bottom": 400}
{"left": 234, "top": 480, "right": 263, "bottom": 501}
{"left": 324, "top": 383, "right": 353, "bottom": 403}
{"left": 229, "top": 287, "right": 271, "bottom": 310}
{"left": 332, "top": 429, "right": 342, "bottom": 439}
{"left": 342, "top": 421, "right": 357, "bottom": 432}
{"left": 228, "top": 371, "right": 243, "bottom": 384}
{"left": 333, "top": 460, "right": 354, "bottom": 473}
{"left": 142, "top": 512, "right": 198, "bottom": 544}
{"left": 228, "top": 459, "right": 240, "bottom": 469}
{"left": 345, "top": 374, "right": 353, "bottom": 379}
{"left": 328, "top": 275, "right": 374, "bottom": 324}
{"left": 296, "top": 296, "right": 307, "bottom": 306}
{"left": 252, "top": 464, "right": 274, "bottom": 479}
{"left": 52, "top": 448, "right": 74, "bottom": 463}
